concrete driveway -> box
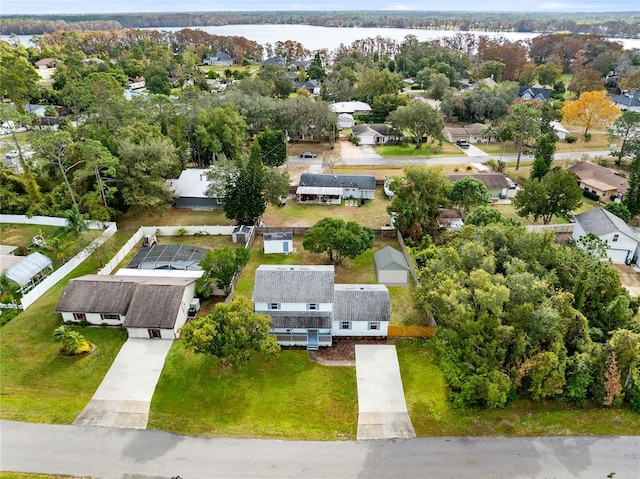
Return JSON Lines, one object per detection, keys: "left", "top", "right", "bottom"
{"left": 355, "top": 344, "right": 415, "bottom": 440}
{"left": 73, "top": 338, "right": 172, "bottom": 429}
{"left": 612, "top": 263, "right": 640, "bottom": 297}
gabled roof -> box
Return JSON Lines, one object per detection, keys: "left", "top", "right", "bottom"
{"left": 612, "top": 92, "right": 640, "bottom": 108}
{"left": 294, "top": 80, "right": 319, "bottom": 90}
{"left": 6, "top": 252, "right": 53, "bottom": 287}
{"left": 166, "top": 169, "right": 210, "bottom": 199}
{"left": 262, "top": 56, "right": 287, "bottom": 65}
{"left": 253, "top": 265, "right": 335, "bottom": 303}
{"left": 374, "top": 246, "right": 409, "bottom": 271}
{"left": 209, "top": 52, "right": 232, "bottom": 61}
{"left": 519, "top": 86, "right": 552, "bottom": 101}
{"left": 550, "top": 121, "right": 569, "bottom": 134}
{"left": 264, "top": 232, "right": 293, "bottom": 241}
{"left": 56, "top": 275, "right": 196, "bottom": 329}
{"left": 299, "top": 173, "right": 376, "bottom": 190}
{"left": 447, "top": 172, "right": 510, "bottom": 189}
{"left": 289, "top": 59, "right": 313, "bottom": 68}
{"left": 575, "top": 207, "right": 638, "bottom": 241}
{"left": 233, "top": 225, "right": 252, "bottom": 235}
{"left": 568, "top": 161, "right": 628, "bottom": 194}
{"left": 333, "top": 284, "right": 390, "bottom": 322}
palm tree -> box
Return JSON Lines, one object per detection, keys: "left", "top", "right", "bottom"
{"left": 480, "top": 122, "right": 500, "bottom": 144}
{"left": 53, "top": 325, "right": 89, "bottom": 355}
{"left": 0, "top": 273, "right": 21, "bottom": 309}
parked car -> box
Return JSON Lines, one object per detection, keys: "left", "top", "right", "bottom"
{"left": 300, "top": 151, "right": 317, "bottom": 158}
{"left": 456, "top": 140, "right": 470, "bottom": 149}
{"left": 506, "top": 178, "right": 517, "bottom": 189}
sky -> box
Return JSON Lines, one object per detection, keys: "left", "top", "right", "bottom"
{"left": 2, "top": 0, "right": 639, "bottom": 15}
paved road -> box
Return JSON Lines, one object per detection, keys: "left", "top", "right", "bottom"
{"left": 2, "top": 421, "right": 639, "bottom": 479}
{"left": 287, "top": 151, "right": 612, "bottom": 167}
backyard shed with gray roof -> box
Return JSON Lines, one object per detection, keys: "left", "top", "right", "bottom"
{"left": 263, "top": 232, "right": 293, "bottom": 254}
{"left": 374, "top": 246, "right": 410, "bottom": 286}
{"left": 572, "top": 208, "right": 640, "bottom": 264}
{"left": 56, "top": 275, "right": 197, "bottom": 339}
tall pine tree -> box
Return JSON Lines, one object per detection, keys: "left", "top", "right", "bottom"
{"left": 223, "top": 139, "right": 266, "bottom": 225}
{"left": 624, "top": 150, "right": 640, "bottom": 216}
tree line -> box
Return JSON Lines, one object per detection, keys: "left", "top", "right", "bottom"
{"left": 2, "top": 11, "right": 639, "bottom": 38}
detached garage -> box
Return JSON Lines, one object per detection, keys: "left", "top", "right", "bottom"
{"left": 374, "top": 246, "right": 410, "bottom": 286}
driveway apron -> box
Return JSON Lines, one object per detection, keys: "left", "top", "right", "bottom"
{"left": 73, "top": 338, "right": 172, "bottom": 429}
{"left": 355, "top": 344, "right": 415, "bottom": 440}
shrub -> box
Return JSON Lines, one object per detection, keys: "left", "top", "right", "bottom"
{"left": 566, "top": 135, "right": 578, "bottom": 143}
{"left": 465, "top": 165, "right": 473, "bottom": 171}
{"left": 584, "top": 133, "right": 592, "bottom": 142}
{"left": 175, "top": 227, "right": 187, "bottom": 236}
{"left": 583, "top": 189, "right": 600, "bottom": 201}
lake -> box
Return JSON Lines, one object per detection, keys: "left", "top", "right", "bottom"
{"left": 4, "top": 24, "right": 640, "bottom": 51}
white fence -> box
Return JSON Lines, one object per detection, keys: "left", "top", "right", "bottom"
{"left": 19, "top": 222, "right": 117, "bottom": 309}
{"left": 0, "top": 214, "right": 107, "bottom": 230}
{"left": 98, "top": 225, "right": 246, "bottom": 276}
{"left": 526, "top": 224, "right": 575, "bottom": 234}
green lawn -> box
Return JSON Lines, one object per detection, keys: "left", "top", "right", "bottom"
{"left": 397, "top": 339, "right": 640, "bottom": 437}
{"left": 376, "top": 143, "right": 459, "bottom": 158}
{"left": 148, "top": 342, "right": 357, "bottom": 440}
{"left": 0, "top": 261, "right": 127, "bottom": 424}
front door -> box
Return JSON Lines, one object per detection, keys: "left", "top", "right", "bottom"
{"left": 283, "top": 241, "right": 289, "bottom": 253}
{"left": 148, "top": 329, "right": 161, "bottom": 339}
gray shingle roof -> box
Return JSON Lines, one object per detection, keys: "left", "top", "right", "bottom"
{"left": 299, "top": 173, "right": 376, "bottom": 190}
{"left": 253, "top": 265, "right": 335, "bottom": 303}
{"left": 575, "top": 207, "right": 638, "bottom": 240}
{"left": 267, "top": 311, "right": 332, "bottom": 329}
{"left": 264, "top": 232, "right": 293, "bottom": 241}
{"left": 374, "top": 246, "right": 409, "bottom": 271}
{"left": 56, "top": 275, "right": 196, "bottom": 329}
{"left": 447, "top": 172, "right": 510, "bottom": 189}
{"left": 333, "top": 284, "right": 390, "bottom": 322}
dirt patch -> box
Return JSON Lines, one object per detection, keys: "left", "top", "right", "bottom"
{"left": 313, "top": 337, "right": 388, "bottom": 361}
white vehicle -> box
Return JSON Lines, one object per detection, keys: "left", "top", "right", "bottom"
{"left": 188, "top": 298, "right": 201, "bottom": 318}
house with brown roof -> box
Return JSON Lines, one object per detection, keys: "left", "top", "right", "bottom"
{"left": 444, "top": 123, "right": 487, "bottom": 144}
{"left": 447, "top": 172, "right": 510, "bottom": 199}
{"left": 567, "top": 161, "right": 628, "bottom": 203}
{"left": 34, "top": 58, "right": 58, "bottom": 69}
{"left": 56, "top": 275, "right": 197, "bottom": 339}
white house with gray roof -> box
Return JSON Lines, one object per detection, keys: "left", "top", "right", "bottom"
{"left": 296, "top": 173, "right": 376, "bottom": 204}
{"left": 252, "top": 265, "right": 390, "bottom": 349}
{"left": 572, "top": 208, "right": 640, "bottom": 264}
{"left": 56, "top": 275, "right": 197, "bottom": 339}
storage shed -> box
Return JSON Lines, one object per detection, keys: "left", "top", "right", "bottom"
{"left": 263, "top": 232, "right": 293, "bottom": 254}
{"left": 373, "top": 246, "right": 410, "bottom": 286}
{"left": 232, "top": 225, "right": 252, "bottom": 245}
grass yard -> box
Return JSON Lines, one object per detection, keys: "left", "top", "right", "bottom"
{"left": 0, "top": 257, "right": 127, "bottom": 424}
{"left": 263, "top": 188, "right": 394, "bottom": 228}
{"left": 234, "top": 234, "right": 400, "bottom": 299}
{"left": 148, "top": 342, "right": 357, "bottom": 440}
{"left": 117, "top": 208, "right": 230, "bottom": 235}
{"left": 376, "top": 142, "right": 460, "bottom": 158}
{"left": 396, "top": 339, "right": 640, "bottom": 437}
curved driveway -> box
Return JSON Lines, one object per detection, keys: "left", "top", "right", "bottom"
{"left": 1, "top": 421, "right": 639, "bottom": 478}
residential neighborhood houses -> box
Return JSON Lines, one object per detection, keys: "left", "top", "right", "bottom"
{"left": 2, "top": 21, "right": 640, "bottom": 462}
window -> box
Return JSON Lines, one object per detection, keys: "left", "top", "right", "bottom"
{"left": 269, "top": 303, "right": 280, "bottom": 310}
{"left": 340, "top": 321, "right": 351, "bottom": 330}
{"left": 369, "top": 321, "right": 380, "bottom": 330}
{"left": 307, "top": 303, "right": 318, "bottom": 310}
{"left": 148, "top": 329, "right": 161, "bottom": 339}
{"left": 613, "top": 234, "right": 620, "bottom": 242}
{"left": 73, "top": 313, "right": 86, "bottom": 321}
{"left": 101, "top": 314, "right": 120, "bottom": 321}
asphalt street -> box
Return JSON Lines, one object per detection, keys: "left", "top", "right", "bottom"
{"left": 1, "top": 421, "right": 639, "bottom": 479}
{"left": 286, "top": 150, "right": 612, "bottom": 167}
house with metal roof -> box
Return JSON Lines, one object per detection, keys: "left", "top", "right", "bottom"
{"left": 296, "top": 173, "right": 376, "bottom": 204}
{"left": 5, "top": 252, "right": 53, "bottom": 293}
{"left": 374, "top": 246, "right": 410, "bottom": 286}
{"left": 572, "top": 208, "right": 639, "bottom": 264}
{"left": 166, "top": 169, "right": 222, "bottom": 210}
{"left": 252, "top": 265, "right": 390, "bottom": 349}
{"left": 568, "top": 161, "right": 628, "bottom": 203}
{"left": 56, "top": 274, "right": 197, "bottom": 339}
{"left": 263, "top": 232, "right": 293, "bottom": 254}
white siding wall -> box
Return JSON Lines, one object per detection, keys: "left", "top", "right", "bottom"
{"left": 255, "top": 302, "right": 332, "bottom": 312}
{"left": 264, "top": 240, "right": 293, "bottom": 254}
{"left": 331, "top": 321, "right": 388, "bottom": 337}
{"left": 126, "top": 327, "right": 175, "bottom": 339}
{"left": 377, "top": 270, "right": 408, "bottom": 286}
{"left": 173, "top": 282, "right": 196, "bottom": 337}
{"left": 602, "top": 232, "right": 638, "bottom": 264}
{"left": 61, "top": 311, "right": 124, "bottom": 326}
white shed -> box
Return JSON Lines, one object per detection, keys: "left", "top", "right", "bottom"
{"left": 374, "top": 246, "right": 410, "bottom": 286}
{"left": 263, "top": 232, "right": 293, "bottom": 254}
